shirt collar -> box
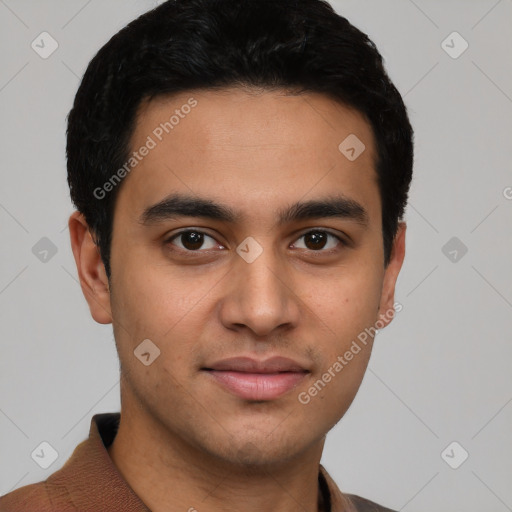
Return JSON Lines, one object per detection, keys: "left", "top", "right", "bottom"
{"left": 50, "top": 412, "right": 357, "bottom": 512}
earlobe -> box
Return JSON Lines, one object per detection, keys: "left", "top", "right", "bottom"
{"left": 377, "top": 222, "right": 406, "bottom": 329}
{"left": 68, "top": 211, "right": 113, "bottom": 324}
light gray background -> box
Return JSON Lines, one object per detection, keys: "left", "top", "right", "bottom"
{"left": 1, "top": 1, "right": 511, "bottom": 510}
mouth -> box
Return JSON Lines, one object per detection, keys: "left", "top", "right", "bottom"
{"left": 201, "top": 356, "right": 310, "bottom": 401}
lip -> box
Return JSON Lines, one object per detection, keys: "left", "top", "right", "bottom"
{"left": 202, "top": 356, "right": 310, "bottom": 401}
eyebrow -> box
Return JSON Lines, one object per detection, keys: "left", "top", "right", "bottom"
{"left": 139, "top": 192, "right": 369, "bottom": 228}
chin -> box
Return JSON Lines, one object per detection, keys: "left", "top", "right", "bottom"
{"left": 200, "top": 427, "right": 318, "bottom": 471}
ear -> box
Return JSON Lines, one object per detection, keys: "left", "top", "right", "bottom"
{"left": 68, "top": 211, "right": 112, "bottom": 324}
{"left": 376, "top": 222, "right": 406, "bottom": 328}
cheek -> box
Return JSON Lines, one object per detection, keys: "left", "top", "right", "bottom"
{"left": 307, "top": 270, "right": 382, "bottom": 343}
{"left": 109, "top": 258, "right": 212, "bottom": 379}
{"left": 110, "top": 250, "right": 196, "bottom": 332}
{"left": 305, "top": 269, "right": 382, "bottom": 413}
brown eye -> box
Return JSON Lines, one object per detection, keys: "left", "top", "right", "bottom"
{"left": 168, "top": 230, "right": 219, "bottom": 251}
{"left": 304, "top": 231, "right": 327, "bottom": 250}
{"left": 293, "top": 230, "right": 344, "bottom": 252}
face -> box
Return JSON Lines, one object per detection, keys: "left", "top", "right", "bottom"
{"left": 75, "top": 87, "right": 405, "bottom": 468}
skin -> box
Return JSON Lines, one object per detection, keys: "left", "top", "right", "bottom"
{"left": 69, "top": 87, "right": 406, "bottom": 512}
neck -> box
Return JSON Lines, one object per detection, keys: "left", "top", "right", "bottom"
{"left": 107, "top": 403, "right": 327, "bottom": 512}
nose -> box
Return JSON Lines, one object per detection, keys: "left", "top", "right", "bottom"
{"left": 218, "top": 243, "right": 301, "bottom": 338}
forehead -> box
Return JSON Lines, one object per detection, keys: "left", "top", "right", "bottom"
{"left": 115, "top": 87, "right": 380, "bottom": 228}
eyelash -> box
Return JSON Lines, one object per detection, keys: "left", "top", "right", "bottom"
{"left": 165, "top": 229, "right": 347, "bottom": 255}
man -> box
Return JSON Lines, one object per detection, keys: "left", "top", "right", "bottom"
{"left": 0, "top": 0, "right": 412, "bottom": 510}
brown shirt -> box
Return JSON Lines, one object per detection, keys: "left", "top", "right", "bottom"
{"left": 0, "top": 413, "right": 396, "bottom": 512}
